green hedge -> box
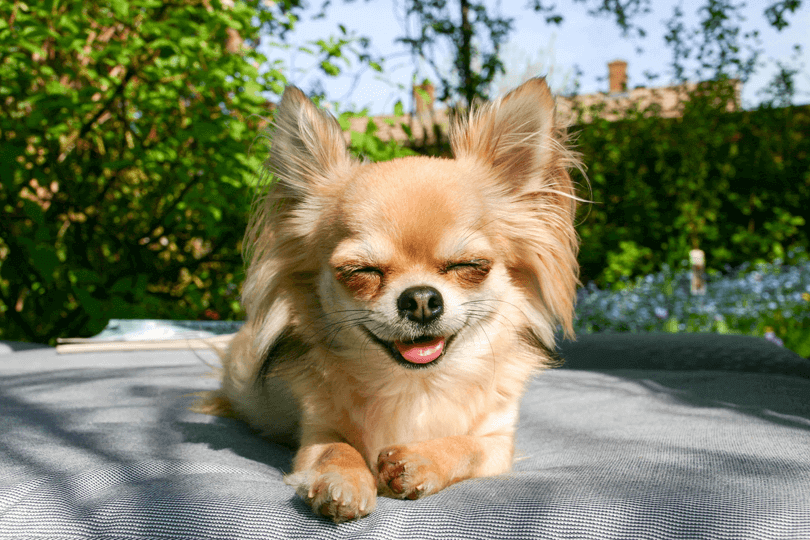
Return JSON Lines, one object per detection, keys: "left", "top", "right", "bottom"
{"left": 572, "top": 97, "right": 809, "bottom": 287}
{"left": 0, "top": 0, "right": 281, "bottom": 344}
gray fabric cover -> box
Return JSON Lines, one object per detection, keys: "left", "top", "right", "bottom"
{"left": 1, "top": 334, "right": 808, "bottom": 539}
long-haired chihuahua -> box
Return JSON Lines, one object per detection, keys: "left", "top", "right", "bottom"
{"left": 198, "top": 78, "right": 581, "bottom": 522}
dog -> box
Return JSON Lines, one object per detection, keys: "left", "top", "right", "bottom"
{"left": 198, "top": 78, "right": 581, "bottom": 522}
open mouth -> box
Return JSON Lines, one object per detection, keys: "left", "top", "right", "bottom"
{"left": 364, "top": 330, "right": 454, "bottom": 369}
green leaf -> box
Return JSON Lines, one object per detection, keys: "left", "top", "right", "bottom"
{"left": 45, "top": 80, "right": 69, "bottom": 95}
{"left": 109, "top": 0, "right": 129, "bottom": 18}
{"left": 73, "top": 287, "right": 105, "bottom": 320}
{"left": 18, "top": 239, "right": 60, "bottom": 284}
{"left": 320, "top": 60, "right": 340, "bottom": 76}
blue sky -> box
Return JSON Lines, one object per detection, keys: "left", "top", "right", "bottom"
{"left": 259, "top": 0, "right": 810, "bottom": 114}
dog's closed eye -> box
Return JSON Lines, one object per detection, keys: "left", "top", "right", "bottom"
{"left": 334, "top": 264, "right": 385, "bottom": 299}
{"left": 442, "top": 259, "right": 492, "bottom": 287}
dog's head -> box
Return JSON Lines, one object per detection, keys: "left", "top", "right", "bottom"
{"left": 244, "top": 79, "right": 581, "bottom": 373}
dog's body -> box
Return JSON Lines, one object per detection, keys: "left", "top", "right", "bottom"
{"left": 199, "top": 78, "right": 581, "bottom": 522}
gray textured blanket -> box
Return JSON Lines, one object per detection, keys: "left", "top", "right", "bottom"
{"left": 1, "top": 333, "right": 808, "bottom": 539}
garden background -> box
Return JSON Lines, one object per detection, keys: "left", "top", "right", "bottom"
{"left": 1, "top": 0, "right": 808, "bottom": 356}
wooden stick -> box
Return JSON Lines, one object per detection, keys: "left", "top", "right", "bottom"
{"left": 55, "top": 334, "right": 234, "bottom": 354}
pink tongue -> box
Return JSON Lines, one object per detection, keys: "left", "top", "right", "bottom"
{"left": 394, "top": 337, "right": 446, "bottom": 364}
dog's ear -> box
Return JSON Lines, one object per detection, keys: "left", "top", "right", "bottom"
{"left": 247, "top": 86, "right": 353, "bottom": 265}
{"left": 268, "top": 86, "right": 352, "bottom": 200}
{"left": 451, "top": 77, "right": 565, "bottom": 191}
{"left": 452, "top": 78, "right": 581, "bottom": 341}
{"left": 240, "top": 88, "right": 352, "bottom": 340}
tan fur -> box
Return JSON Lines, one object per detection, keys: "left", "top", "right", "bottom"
{"left": 197, "top": 79, "right": 581, "bottom": 523}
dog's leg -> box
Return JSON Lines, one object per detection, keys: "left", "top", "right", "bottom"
{"left": 286, "top": 441, "right": 377, "bottom": 522}
{"left": 376, "top": 434, "right": 514, "bottom": 499}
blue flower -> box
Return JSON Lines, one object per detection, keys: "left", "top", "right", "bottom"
{"left": 764, "top": 331, "right": 784, "bottom": 347}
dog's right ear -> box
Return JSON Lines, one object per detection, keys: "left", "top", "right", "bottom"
{"left": 268, "top": 86, "right": 352, "bottom": 200}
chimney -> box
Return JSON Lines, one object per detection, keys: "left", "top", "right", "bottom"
{"left": 608, "top": 60, "right": 627, "bottom": 93}
{"left": 413, "top": 82, "right": 435, "bottom": 115}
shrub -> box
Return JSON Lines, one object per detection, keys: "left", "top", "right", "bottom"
{"left": 0, "top": 0, "right": 284, "bottom": 343}
{"left": 572, "top": 89, "right": 810, "bottom": 287}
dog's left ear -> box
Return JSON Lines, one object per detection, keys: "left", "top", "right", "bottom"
{"left": 450, "top": 77, "right": 567, "bottom": 191}
{"left": 249, "top": 86, "right": 354, "bottom": 257}
{"left": 452, "top": 78, "right": 581, "bottom": 340}
{"left": 268, "top": 86, "right": 353, "bottom": 201}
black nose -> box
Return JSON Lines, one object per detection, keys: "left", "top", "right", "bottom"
{"left": 397, "top": 286, "right": 444, "bottom": 324}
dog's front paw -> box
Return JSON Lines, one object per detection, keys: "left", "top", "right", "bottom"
{"left": 286, "top": 468, "right": 377, "bottom": 523}
{"left": 376, "top": 445, "right": 443, "bottom": 500}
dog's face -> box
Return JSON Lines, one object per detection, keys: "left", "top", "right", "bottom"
{"left": 318, "top": 157, "right": 512, "bottom": 369}
{"left": 243, "top": 79, "right": 580, "bottom": 376}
